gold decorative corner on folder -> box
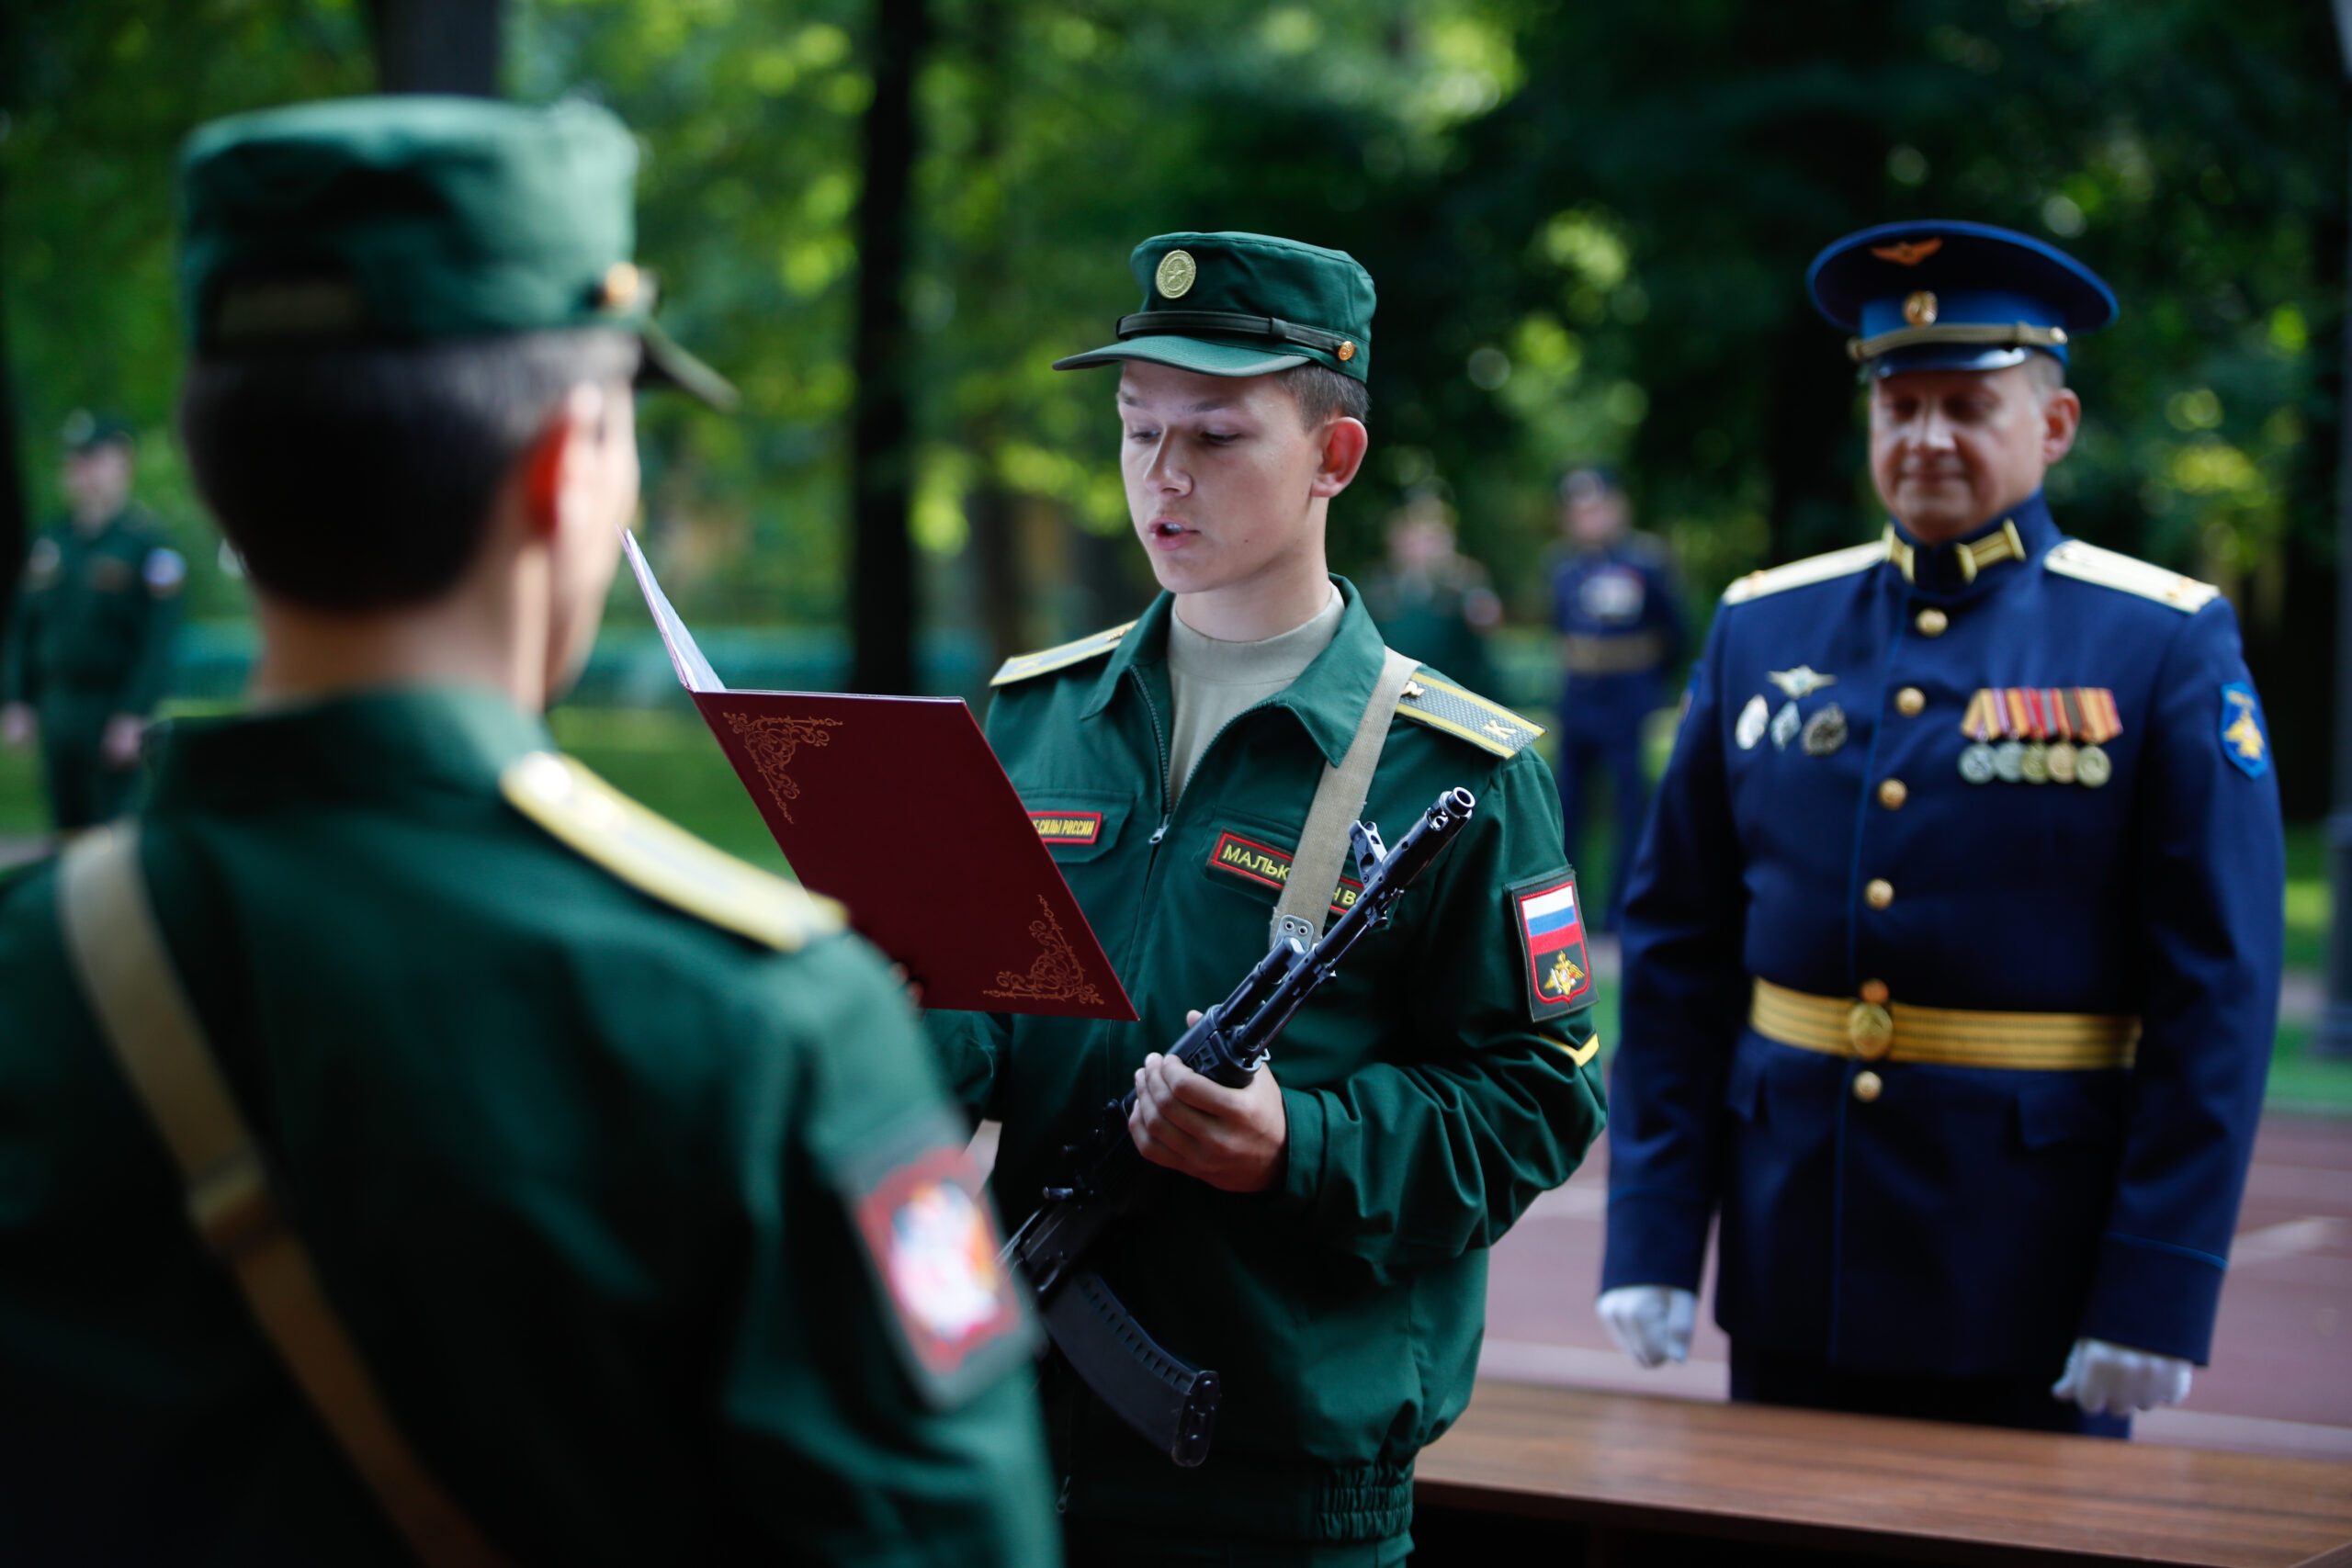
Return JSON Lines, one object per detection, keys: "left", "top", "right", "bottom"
{"left": 982, "top": 896, "right": 1107, "bottom": 1008}
{"left": 724, "top": 713, "right": 845, "bottom": 824}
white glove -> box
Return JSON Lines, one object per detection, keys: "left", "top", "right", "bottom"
{"left": 1596, "top": 1285, "right": 1697, "bottom": 1370}
{"left": 2051, "top": 1337, "right": 2194, "bottom": 1416}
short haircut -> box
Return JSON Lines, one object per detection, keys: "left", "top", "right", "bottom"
{"left": 179, "top": 328, "right": 639, "bottom": 612}
{"left": 2023, "top": 352, "right": 2067, "bottom": 398}
{"left": 1280, "top": 362, "right": 1370, "bottom": 430}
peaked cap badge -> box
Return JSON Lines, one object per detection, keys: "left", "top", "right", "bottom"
{"left": 1155, "top": 249, "right": 1198, "bottom": 299}
{"left": 1871, "top": 238, "right": 1944, "bottom": 266}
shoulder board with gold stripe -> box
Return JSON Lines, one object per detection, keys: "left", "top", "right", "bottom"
{"left": 1719, "top": 541, "right": 1885, "bottom": 606}
{"left": 2041, "top": 539, "right": 2220, "bottom": 614}
{"left": 501, "top": 752, "right": 843, "bottom": 953}
{"left": 989, "top": 621, "right": 1136, "bottom": 687}
{"left": 1397, "top": 671, "right": 1544, "bottom": 759}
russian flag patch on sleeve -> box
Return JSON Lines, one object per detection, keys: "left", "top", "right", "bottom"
{"left": 1511, "top": 870, "right": 1594, "bottom": 1021}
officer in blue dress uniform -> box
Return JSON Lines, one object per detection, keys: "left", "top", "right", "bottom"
{"left": 1596, "top": 220, "right": 2285, "bottom": 1437}
{"left": 1548, "top": 465, "right": 1685, "bottom": 930}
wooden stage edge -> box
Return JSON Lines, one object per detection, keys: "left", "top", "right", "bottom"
{"left": 1411, "top": 1381, "right": 2352, "bottom": 1567}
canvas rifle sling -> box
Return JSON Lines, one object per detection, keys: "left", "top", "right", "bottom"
{"left": 58, "top": 824, "right": 513, "bottom": 1568}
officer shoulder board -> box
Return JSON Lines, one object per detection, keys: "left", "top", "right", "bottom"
{"left": 989, "top": 621, "right": 1136, "bottom": 686}
{"left": 502, "top": 750, "right": 843, "bottom": 952}
{"left": 1718, "top": 540, "right": 1885, "bottom": 606}
{"left": 2041, "top": 539, "right": 2220, "bottom": 614}
{"left": 1396, "top": 671, "right": 1544, "bottom": 759}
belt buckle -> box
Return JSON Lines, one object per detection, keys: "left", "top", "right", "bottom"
{"left": 1846, "top": 1001, "right": 1894, "bottom": 1061}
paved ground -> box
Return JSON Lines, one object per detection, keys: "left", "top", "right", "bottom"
{"left": 1483, "top": 1111, "right": 2352, "bottom": 1460}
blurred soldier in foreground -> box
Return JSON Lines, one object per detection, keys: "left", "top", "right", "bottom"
{"left": 1599, "top": 220, "right": 2284, "bottom": 1437}
{"left": 930, "top": 231, "right": 1604, "bottom": 1565}
{"left": 1359, "top": 491, "right": 1502, "bottom": 696}
{"left": 1547, "top": 464, "right": 1683, "bottom": 931}
{"left": 0, "top": 96, "right": 1055, "bottom": 1564}
{"left": 2, "top": 414, "right": 185, "bottom": 830}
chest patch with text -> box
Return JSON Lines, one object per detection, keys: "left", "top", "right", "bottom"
{"left": 1030, "top": 810, "right": 1103, "bottom": 846}
{"left": 1511, "top": 872, "right": 1594, "bottom": 1020}
{"left": 1206, "top": 829, "right": 1362, "bottom": 917}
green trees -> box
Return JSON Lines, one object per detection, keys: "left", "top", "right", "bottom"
{"left": 1, "top": 0, "right": 2337, "bottom": 803}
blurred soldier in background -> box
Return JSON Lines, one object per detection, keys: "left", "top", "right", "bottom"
{"left": 1548, "top": 464, "right": 1684, "bottom": 930}
{"left": 2, "top": 414, "right": 184, "bottom": 831}
{"left": 1599, "top": 220, "right": 2283, "bottom": 1438}
{"left": 0, "top": 96, "right": 1055, "bottom": 1565}
{"left": 1360, "top": 491, "right": 1502, "bottom": 696}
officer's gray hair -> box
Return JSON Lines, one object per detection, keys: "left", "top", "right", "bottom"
{"left": 180, "top": 329, "right": 639, "bottom": 613}
{"left": 2023, "top": 353, "right": 2067, "bottom": 402}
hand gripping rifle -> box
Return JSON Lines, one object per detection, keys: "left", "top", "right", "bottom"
{"left": 1000, "top": 787, "right": 1477, "bottom": 1467}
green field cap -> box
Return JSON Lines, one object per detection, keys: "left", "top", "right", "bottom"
{"left": 1055, "top": 231, "right": 1374, "bottom": 382}
{"left": 178, "top": 96, "right": 733, "bottom": 407}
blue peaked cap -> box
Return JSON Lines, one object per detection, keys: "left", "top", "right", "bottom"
{"left": 1807, "top": 220, "right": 2118, "bottom": 376}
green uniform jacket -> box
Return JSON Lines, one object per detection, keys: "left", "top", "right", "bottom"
{"left": 3, "top": 509, "right": 183, "bottom": 716}
{"left": 0, "top": 689, "right": 1057, "bottom": 1567}
{"left": 929, "top": 580, "right": 1605, "bottom": 1549}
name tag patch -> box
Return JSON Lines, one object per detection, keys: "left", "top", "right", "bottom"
{"left": 1030, "top": 810, "right": 1103, "bottom": 846}
{"left": 1511, "top": 870, "right": 1593, "bottom": 1020}
{"left": 1206, "top": 829, "right": 1361, "bottom": 918}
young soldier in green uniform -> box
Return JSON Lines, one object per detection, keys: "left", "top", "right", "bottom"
{"left": 2, "top": 414, "right": 185, "bottom": 829}
{"left": 0, "top": 97, "right": 1055, "bottom": 1565}
{"left": 930, "top": 232, "right": 1607, "bottom": 1566}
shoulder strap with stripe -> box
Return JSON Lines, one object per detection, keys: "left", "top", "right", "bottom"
{"left": 989, "top": 621, "right": 1136, "bottom": 687}
{"left": 501, "top": 752, "right": 842, "bottom": 952}
{"left": 2041, "top": 539, "right": 2220, "bottom": 614}
{"left": 1396, "top": 672, "right": 1544, "bottom": 759}
{"left": 1719, "top": 540, "right": 1886, "bottom": 605}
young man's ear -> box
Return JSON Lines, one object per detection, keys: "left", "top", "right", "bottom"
{"left": 1311, "top": 416, "right": 1370, "bottom": 499}
{"left": 520, "top": 383, "right": 606, "bottom": 541}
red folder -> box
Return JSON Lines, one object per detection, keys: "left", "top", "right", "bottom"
{"left": 622, "top": 532, "right": 1136, "bottom": 1021}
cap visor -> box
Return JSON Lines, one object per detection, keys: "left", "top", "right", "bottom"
{"left": 637, "top": 318, "right": 740, "bottom": 411}
{"left": 1868, "top": 344, "right": 2050, "bottom": 378}
{"left": 1052, "top": 335, "right": 1311, "bottom": 378}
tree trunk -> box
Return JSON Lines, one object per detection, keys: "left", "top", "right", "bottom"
{"left": 849, "top": 0, "right": 930, "bottom": 694}
{"left": 957, "top": 0, "right": 1028, "bottom": 665}
{"left": 367, "top": 0, "right": 503, "bottom": 96}
{"left": 0, "top": 17, "right": 27, "bottom": 631}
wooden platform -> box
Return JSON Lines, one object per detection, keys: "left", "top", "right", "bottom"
{"left": 1411, "top": 1382, "right": 2352, "bottom": 1566}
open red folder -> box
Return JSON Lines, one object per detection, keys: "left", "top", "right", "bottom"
{"left": 621, "top": 532, "right": 1136, "bottom": 1021}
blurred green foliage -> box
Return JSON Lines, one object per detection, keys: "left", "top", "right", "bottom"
{"left": 3, "top": 0, "right": 2342, "bottom": 799}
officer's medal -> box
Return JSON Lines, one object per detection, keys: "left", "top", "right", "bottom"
{"left": 1961, "top": 687, "right": 2121, "bottom": 788}
{"left": 1800, "top": 704, "right": 1848, "bottom": 757}
{"left": 1736, "top": 694, "right": 1770, "bottom": 750}
{"left": 1770, "top": 701, "right": 1801, "bottom": 750}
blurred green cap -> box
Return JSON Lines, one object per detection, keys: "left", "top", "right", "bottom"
{"left": 1055, "top": 231, "right": 1374, "bottom": 383}
{"left": 61, "top": 411, "right": 135, "bottom": 453}
{"left": 177, "top": 96, "right": 733, "bottom": 407}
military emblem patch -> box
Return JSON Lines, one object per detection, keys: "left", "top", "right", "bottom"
{"left": 844, "top": 1122, "right": 1035, "bottom": 1407}
{"left": 1205, "top": 829, "right": 1362, "bottom": 918}
{"left": 2220, "top": 682, "right": 2270, "bottom": 779}
{"left": 1030, "top": 810, "right": 1102, "bottom": 847}
{"left": 1511, "top": 871, "right": 1593, "bottom": 1021}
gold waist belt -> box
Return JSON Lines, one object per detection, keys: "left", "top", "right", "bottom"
{"left": 1750, "top": 978, "right": 2140, "bottom": 1071}
{"left": 1564, "top": 632, "right": 1666, "bottom": 675}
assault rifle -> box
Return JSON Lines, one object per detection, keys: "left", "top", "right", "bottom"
{"left": 1001, "top": 786, "right": 1477, "bottom": 1467}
